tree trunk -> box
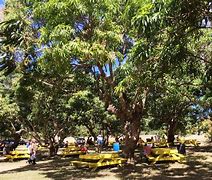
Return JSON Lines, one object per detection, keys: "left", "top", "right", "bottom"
{"left": 49, "top": 140, "right": 57, "bottom": 156}
{"left": 124, "top": 117, "right": 140, "bottom": 160}
{"left": 12, "top": 133, "right": 21, "bottom": 150}
{"left": 167, "top": 120, "right": 177, "bottom": 145}
{"left": 12, "top": 129, "right": 25, "bottom": 150}
{"left": 85, "top": 125, "right": 97, "bottom": 141}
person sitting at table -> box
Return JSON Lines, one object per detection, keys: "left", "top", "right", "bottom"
{"left": 3, "top": 144, "right": 10, "bottom": 155}
{"left": 80, "top": 144, "right": 88, "bottom": 153}
{"left": 64, "top": 141, "right": 69, "bottom": 148}
{"left": 140, "top": 143, "right": 152, "bottom": 162}
{"left": 177, "top": 141, "right": 186, "bottom": 155}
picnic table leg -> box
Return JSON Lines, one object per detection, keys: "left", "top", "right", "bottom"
{"left": 150, "top": 155, "right": 161, "bottom": 164}
{"left": 172, "top": 153, "right": 185, "bottom": 163}
{"left": 90, "top": 158, "right": 104, "bottom": 171}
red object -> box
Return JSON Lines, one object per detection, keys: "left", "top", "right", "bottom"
{"left": 143, "top": 145, "right": 152, "bottom": 156}
{"left": 81, "top": 146, "right": 87, "bottom": 152}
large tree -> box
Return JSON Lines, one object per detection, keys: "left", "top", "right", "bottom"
{"left": 27, "top": 0, "right": 212, "bottom": 157}
{"left": 125, "top": 0, "right": 211, "bottom": 144}
{"left": 0, "top": 0, "right": 211, "bottom": 158}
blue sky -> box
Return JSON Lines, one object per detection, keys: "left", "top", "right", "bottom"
{"left": 0, "top": 0, "right": 4, "bottom": 8}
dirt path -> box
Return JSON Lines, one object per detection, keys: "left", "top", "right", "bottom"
{"left": 0, "top": 135, "right": 211, "bottom": 180}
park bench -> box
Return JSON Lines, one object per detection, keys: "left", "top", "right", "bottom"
{"left": 57, "top": 146, "right": 86, "bottom": 157}
{"left": 5, "top": 145, "right": 30, "bottom": 161}
{"left": 71, "top": 153, "right": 127, "bottom": 171}
{"left": 146, "top": 148, "right": 185, "bottom": 164}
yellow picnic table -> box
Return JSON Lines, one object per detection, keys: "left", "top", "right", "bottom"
{"left": 57, "top": 146, "right": 86, "bottom": 157}
{"left": 71, "top": 152, "right": 127, "bottom": 171}
{"left": 147, "top": 148, "right": 185, "bottom": 164}
{"left": 175, "top": 138, "right": 200, "bottom": 147}
{"left": 184, "top": 139, "right": 200, "bottom": 146}
{"left": 37, "top": 146, "right": 49, "bottom": 157}
{"left": 138, "top": 139, "right": 170, "bottom": 148}
{"left": 5, "top": 146, "right": 30, "bottom": 161}
{"left": 150, "top": 140, "right": 170, "bottom": 148}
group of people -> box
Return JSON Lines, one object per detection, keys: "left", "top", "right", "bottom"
{"left": 64, "top": 135, "right": 104, "bottom": 153}
{"left": 0, "top": 140, "right": 15, "bottom": 155}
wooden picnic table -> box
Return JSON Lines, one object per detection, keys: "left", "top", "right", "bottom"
{"left": 147, "top": 148, "right": 185, "bottom": 164}
{"left": 184, "top": 139, "right": 200, "bottom": 146}
{"left": 71, "top": 152, "right": 127, "bottom": 171}
{"left": 37, "top": 146, "right": 49, "bottom": 157}
{"left": 175, "top": 139, "right": 200, "bottom": 146}
{"left": 151, "top": 140, "right": 170, "bottom": 147}
{"left": 57, "top": 146, "right": 86, "bottom": 157}
{"left": 138, "top": 140, "right": 170, "bottom": 148}
{"left": 5, "top": 146, "right": 30, "bottom": 161}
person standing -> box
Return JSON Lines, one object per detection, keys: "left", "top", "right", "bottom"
{"left": 96, "top": 134, "right": 103, "bottom": 153}
{"left": 177, "top": 141, "right": 186, "bottom": 155}
{"left": 28, "top": 139, "right": 38, "bottom": 165}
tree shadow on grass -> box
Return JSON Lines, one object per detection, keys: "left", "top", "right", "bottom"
{"left": 0, "top": 157, "right": 107, "bottom": 180}
{"left": 0, "top": 152, "right": 211, "bottom": 180}
{"left": 188, "top": 143, "right": 212, "bottom": 153}
{"left": 150, "top": 158, "right": 212, "bottom": 180}
{"left": 110, "top": 154, "right": 212, "bottom": 180}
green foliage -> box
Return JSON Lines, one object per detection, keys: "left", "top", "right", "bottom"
{"left": 67, "top": 90, "right": 119, "bottom": 137}
{"left": 0, "top": 73, "right": 20, "bottom": 138}
{"left": 199, "top": 118, "right": 212, "bottom": 141}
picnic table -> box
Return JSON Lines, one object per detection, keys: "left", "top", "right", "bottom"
{"left": 71, "top": 152, "right": 127, "bottom": 171}
{"left": 138, "top": 139, "right": 170, "bottom": 148}
{"left": 147, "top": 148, "right": 185, "bottom": 164}
{"left": 175, "top": 139, "right": 200, "bottom": 147}
{"left": 150, "top": 140, "right": 170, "bottom": 148}
{"left": 37, "top": 146, "right": 49, "bottom": 157}
{"left": 184, "top": 139, "right": 200, "bottom": 146}
{"left": 57, "top": 146, "right": 86, "bottom": 157}
{"left": 5, "top": 145, "right": 30, "bottom": 161}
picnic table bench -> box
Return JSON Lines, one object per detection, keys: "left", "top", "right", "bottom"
{"left": 147, "top": 148, "right": 185, "bottom": 164}
{"left": 71, "top": 153, "right": 127, "bottom": 171}
{"left": 57, "top": 146, "right": 86, "bottom": 157}
{"left": 5, "top": 145, "right": 30, "bottom": 161}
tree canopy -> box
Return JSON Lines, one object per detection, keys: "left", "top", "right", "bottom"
{"left": 0, "top": 0, "right": 212, "bottom": 156}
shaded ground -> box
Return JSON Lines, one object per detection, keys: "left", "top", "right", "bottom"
{"left": 0, "top": 136, "right": 211, "bottom": 180}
